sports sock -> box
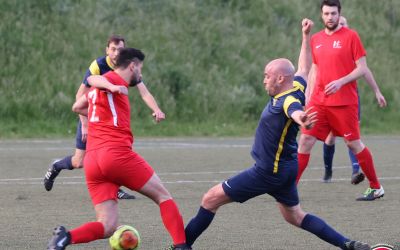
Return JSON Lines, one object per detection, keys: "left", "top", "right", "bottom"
{"left": 296, "top": 153, "right": 310, "bottom": 184}
{"left": 301, "top": 214, "right": 349, "bottom": 249}
{"left": 323, "top": 143, "right": 335, "bottom": 173}
{"left": 185, "top": 206, "right": 215, "bottom": 247}
{"left": 53, "top": 156, "right": 73, "bottom": 171}
{"left": 159, "top": 199, "right": 186, "bottom": 245}
{"left": 70, "top": 221, "right": 104, "bottom": 244}
{"left": 348, "top": 149, "right": 360, "bottom": 174}
{"left": 355, "top": 147, "right": 380, "bottom": 189}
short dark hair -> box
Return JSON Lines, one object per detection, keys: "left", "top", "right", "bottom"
{"left": 320, "top": 0, "right": 341, "bottom": 13}
{"left": 115, "top": 48, "right": 145, "bottom": 69}
{"left": 107, "top": 35, "right": 125, "bottom": 47}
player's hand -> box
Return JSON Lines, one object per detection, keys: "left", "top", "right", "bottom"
{"left": 110, "top": 85, "right": 129, "bottom": 95}
{"left": 325, "top": 79, "right": 344, "bottom": 95}
{"left": 300, "top": 106, "right": 317, "bottom": 130}
{"left": 152, "top": 110, "right": 165, "bottom": 123}
{"left": 375, "top": 92, "right": 387, "bottom": 108}
{"left": 302, "top": 18, "right": 314, "bottom": 35}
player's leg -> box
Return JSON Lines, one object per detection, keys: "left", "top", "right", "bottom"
{"left": 278, "top": 203, "right": 369, "bottom": 249}
{"left": 297, "top": 104, "right": 329, "bottom": 184}
{"left": 297, "top": 133, "right": 318, "bottom": 183}
{"left": 185, "top": 183, "right": 231, "bottom": 247}
{"left": 348, "top": 149, "right": 364, "bottom": 185}
{"left": 345, "top": 139, "right": 384, "bottom": 201}
{"left": 322, "top": 132, "right": 336, "bottom": 183}
{"left": 43, "top": 120, "right": 84, "bottom": 191}
{"left": 138, "top": 173, "right": 188, "bottom": 249}
{"left": 47, "top": 200, "right": 116, "bottom": 249}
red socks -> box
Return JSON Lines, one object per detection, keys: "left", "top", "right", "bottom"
{"left": 355, "top": 147, "right": 380, "bottom": 189}
{"left": 296, "top": 153, "right": 310, "bottom": 184}
{"left": 70, "top": 221, "right": 105, "bottom": 244}
{"left": 160, "top": 199, "right": 186, "bottom": 245}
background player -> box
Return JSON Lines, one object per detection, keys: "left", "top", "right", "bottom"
{"left": 184, "top": 18, "right": 370, "bottom": 250}
{"left": 43, "top": 35, "right": 135, "bottom": 199}
{"left": 297, "top": 0, "right": 384, "bottom": 201}
{"left": 47, "top": 48, "right": 190, "bottom": 250}
{"left": 319, "top": 16, "right": 387, "bottom": 184}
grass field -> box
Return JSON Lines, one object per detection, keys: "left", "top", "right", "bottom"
{"left": 0, "top": 137, "right": 399, "bottom": 249}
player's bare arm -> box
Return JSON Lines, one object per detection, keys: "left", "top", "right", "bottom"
{"left": 325, "top": 56, "right": 367, "bottom": 95}
{"left": 295, "top": 18, "right": 313, "bottom": 81}
{"left": 87, "top": 75, "right": 128, "bottom": 95}
{"left": 72, "top": 95, "right": 89, "bottom": 116}
{"left": 363, "top": 67, "right": 387, "bottom": 107}
{"left": 305, "top": 64, "right": 316, "bottom": 104}
{"left": 291, "top": 107, "right": 317, "bottom": 130}
{"left": 136, "top": 82, "right": 166, "bottom": 123}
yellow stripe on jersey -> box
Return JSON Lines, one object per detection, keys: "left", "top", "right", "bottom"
{"left": 283, "top": 96, "right": 301, "bottom": 118}
{"left": 89, "top": 60, "right": 100, "bottom": 75}
{"left": 105, "top": 56, "right": 114, "bottom": 70}
{"left": 293, "top": 80, "right": 305, "bottom": 93}
{"left": 273, "top": 119, "right": 293, "bottom": 173}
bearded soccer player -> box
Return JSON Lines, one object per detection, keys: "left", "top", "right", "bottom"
{"left": 43, "top": 35, "right": 135, "bottom": 199}
{"left": 297, "top": 0, "right": 384, "bottom": 201}
{"left": 47, "top": 48, "right": 190, "bottom": 250}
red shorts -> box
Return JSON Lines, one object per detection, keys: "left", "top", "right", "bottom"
{"left": 301, "top": 104, "right": 360, "bottom": 141}
{"left": 84, "top": 147, "right": 154, "bottom": 205}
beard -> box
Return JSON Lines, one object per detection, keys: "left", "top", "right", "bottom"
{"left": 325, "top": 20, "right": 339, "bottom": 31}
{"left": 129, "top": 73, "right": 142, "bottom": 86}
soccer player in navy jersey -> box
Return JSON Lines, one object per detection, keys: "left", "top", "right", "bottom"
{"left": 319, "top": 16, "right": 387, "bottom": 184}
{"left": 184, "top": 19, "right": 369, "bottom": 250}
{"left": 43, "top": 35, "right": 135, "bottom": 199}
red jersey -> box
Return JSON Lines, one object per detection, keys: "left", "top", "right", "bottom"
{"left": 311, "top": 27, "right": 366, "bottom": 106}
{"left": 86, "top": 71, "right": 133, "bottom": 151}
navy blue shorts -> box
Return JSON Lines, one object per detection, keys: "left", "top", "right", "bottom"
{"left": 75, "top": 120, "right": 86, "bottom": 150}
{"left": 222, "top": 164, "right": 299, "bottom": 207}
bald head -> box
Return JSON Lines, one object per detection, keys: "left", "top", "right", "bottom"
{"left": 265, "top": 58, "right": 295, "bottom": 79}
{"left": 339, "top": 16, "right": 348, "bottom": 27}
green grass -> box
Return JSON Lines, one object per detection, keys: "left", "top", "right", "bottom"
{"left": 1, "top": 0, "right": 399, "bottom": 138}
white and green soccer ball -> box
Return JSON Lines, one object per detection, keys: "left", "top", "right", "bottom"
{"left": 109, "top": 225, "right": 141, "bottom": 250}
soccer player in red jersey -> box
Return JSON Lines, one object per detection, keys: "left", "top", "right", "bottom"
{"left": 47, "top": 48, "right": 191, "bottom": 250}
{"left": 319, "top": 16, "right": 387, "bottom": 184}
{"left": 296, "top": 0, "right": 384, "bottom": 201}
{"left": 43, "top": 35, "right": 135, "bottom": 199}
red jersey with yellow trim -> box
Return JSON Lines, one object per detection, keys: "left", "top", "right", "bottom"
{"left": 311, "top": 27, "right": 366, "bottom": 106}
{"left": 86, "top": 71, "right": 133, "bottom": 151}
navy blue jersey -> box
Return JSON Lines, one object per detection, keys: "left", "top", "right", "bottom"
{"left": 82, "top": 56, "right": 114, "bottom": 87}
{"left": 251, "top": 76, "right": 306, "bottom": 174}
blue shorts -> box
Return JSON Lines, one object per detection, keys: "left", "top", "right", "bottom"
{"left": 75, "top": 120, "right": 86, "bottom": 150}
{"left": 222, "top": 164, "right": 299, "bottom": 207}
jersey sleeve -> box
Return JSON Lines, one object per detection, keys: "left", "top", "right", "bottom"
{"left": 351, "top": 30, "right": 367, "bottom": 62}
{"left": 293, "top": 75, "right": 307, "bottom": 93}
{"left": 82, "top": 60, "right": 101, "bottom": 87}
{"left": 283, "top": 96, "right": 302, "bottom": 118}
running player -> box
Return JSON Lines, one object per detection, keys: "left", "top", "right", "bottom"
{"left": 320, "top": 16, "right": 387, "bottom": 184}
{"left": 47, "top": 48, "right": 190, "bottom": 250}
{"left": 297, "top": 0, "right": 384, "bottom": 201}
{"left": 43, "top": 35, "right": 135, "bottom": 199}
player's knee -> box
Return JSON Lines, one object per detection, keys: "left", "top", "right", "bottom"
{"left": 71, "top": 155, "right": 84, "bottom": 169}
{"left": 99, "top": 218, "right": 118, "bottom": 237}
{"left": 201, "top": 189, "right": 219, "bottom": 211}
{"left": 298, "top": 135, "right": 315, "bottom": 153}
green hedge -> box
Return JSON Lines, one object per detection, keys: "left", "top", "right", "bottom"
{"left": 1, "top": 0, "right": 399, "bottom": 138}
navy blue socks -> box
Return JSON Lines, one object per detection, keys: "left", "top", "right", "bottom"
{"left": 53, "top": 156, "right": 73, "bottom": 171}
{"left": 185, "top": 206, "right": 215, "bottom": 247}
{"left": 301, "top": 214, "right": 348, "bottom": 248}
{"left": 323, "top": 143, "right": 335, "bottom": 173}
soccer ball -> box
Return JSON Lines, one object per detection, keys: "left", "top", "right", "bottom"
{"left": 109, "top": 225, "right": 141, "bottom": 250}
